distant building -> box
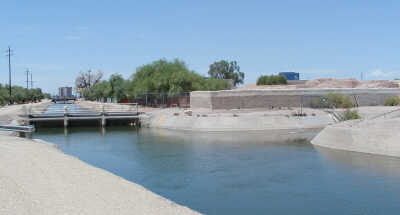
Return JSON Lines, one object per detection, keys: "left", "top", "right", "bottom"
{"left": 59, "top": 87, "right": 73, "bottom": 98}
{"left": 279, "top": 72, "right": 300, "bottom": 80}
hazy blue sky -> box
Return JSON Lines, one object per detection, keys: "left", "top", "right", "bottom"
{"left": 1, "top": 0, "right": 399, "bottom": 94}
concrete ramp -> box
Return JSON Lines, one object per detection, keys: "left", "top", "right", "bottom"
{"left": 311, "top": 118, "right": 400, "bottom": 157}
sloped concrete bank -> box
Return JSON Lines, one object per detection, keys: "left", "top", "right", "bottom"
{"left": 311, "top": 118, "right": 400, "bottom": 157}
{"left": 143, "top": 108, "right": 335, "bottom": 135}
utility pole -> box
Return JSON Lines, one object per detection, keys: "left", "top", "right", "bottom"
{"left": 88, "top": 70, "right": 91, "bottom": 88}
{"left": 30, "top": 72, "right": 34, "bottom": 88}
{"left": 5, "top": 46, "right": 13, "bottom": 101}
{"left": 26, "top": 69, "right": 30, "bottom": 88}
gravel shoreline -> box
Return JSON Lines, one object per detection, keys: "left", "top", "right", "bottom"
{"left": 0, "top": 135, "right": 200, "bottom": 215}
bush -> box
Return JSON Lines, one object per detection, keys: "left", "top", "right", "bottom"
{"left": 343, "top": 109, "right": 361, "bottom": 120}
{"left": 310, "top": 93, "right": 354, "bottom": 109}
{"left": 384, "top": 97, "right": 400, "bottom": 106}
{"left": 310, "top": 98, "right": 328, "bottom": 108}
{"left": 256, "top": 75, "right": 287, "bottom": 85}
{"left": 325, "top": 93, "right": 353, "bottom": 108}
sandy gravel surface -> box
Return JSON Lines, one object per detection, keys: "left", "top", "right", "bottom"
{"left": 0, "top": 135, "right": 199, "bottom": 215}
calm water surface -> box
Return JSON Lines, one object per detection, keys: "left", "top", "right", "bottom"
{"left": 33, "top": 127, "right": 400, "bottom": 215}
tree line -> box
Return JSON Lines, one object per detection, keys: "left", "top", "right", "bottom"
{"left": 0, "top": 84, "right": 50, "bottom": 105}
{"left": 76, "top": 59, "right": 245, "bottom": 102}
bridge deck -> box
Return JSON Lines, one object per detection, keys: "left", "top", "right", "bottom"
{"left": 27, "top": 115, "right": 140, "bottom": 122}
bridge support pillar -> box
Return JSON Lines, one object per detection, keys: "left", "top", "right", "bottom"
{"left": 64, "top": 105, "right": 69, "bottom": 128}
{"left": 64, "top": 116, "right": 68, "bottom": 128}
{"left": 101, "top": 116, "right": 106, "bottom": 127}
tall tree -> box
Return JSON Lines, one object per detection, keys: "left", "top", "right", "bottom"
{"left": 208, "top": 60, "right": 244, "bottom": 86}
{"left": 109, "top": 74, "right": 127, "bottom": 101}
{"left": 75, "top": 70, "right": 103, "bottom": 98}
{"left": 130, "top": 59, "right": 205, "bottom": 95}
{"left": 75, "top": 70, "right": 103, "bottom": 90}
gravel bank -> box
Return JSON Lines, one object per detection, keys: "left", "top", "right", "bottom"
{"left": 0, "top": 135, "right": 199, "bottom": 215}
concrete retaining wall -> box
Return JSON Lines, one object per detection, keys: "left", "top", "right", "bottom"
{"left": 191, "top": 88, "right": 400, "bottom": 110}
{"left": 311, "top": 118, "right": 400, "bottom": 157}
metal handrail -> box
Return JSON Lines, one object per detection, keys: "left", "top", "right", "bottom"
{"left": 26, "top": 102, "right": 139, "bottom": 117}
{"left": 0, "top": 125, "right": 35, "bottom": 133}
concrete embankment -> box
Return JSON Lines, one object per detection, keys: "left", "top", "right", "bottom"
{"left": 143, "top": 108, "right": 334, "bottom": 132}
{"left": 312, "top": 118, "right": 400, "bottom": 158}
{"left": 0, "top": 135, "right": 199, "bottom": 215}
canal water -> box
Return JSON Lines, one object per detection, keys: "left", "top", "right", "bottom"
{"left": 33, "top": 127, "right": 400, "bottom": 215}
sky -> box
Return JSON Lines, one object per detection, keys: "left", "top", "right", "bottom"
{"left": 1, "top": 0, "right": 400, "bottom": 94}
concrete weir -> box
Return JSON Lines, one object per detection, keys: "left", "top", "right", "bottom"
{"left": 311, "top": 118, "right": 400, "bottom": 158}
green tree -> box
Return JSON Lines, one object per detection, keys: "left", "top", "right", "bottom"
{"left": 208, "top": 60, "right": 244, "bottom": 86}
{"left": 109, "top": 74, "right": 128, "bottom": 101}
{"left": 131, "top": 59, "right": 206, "bottom": 95}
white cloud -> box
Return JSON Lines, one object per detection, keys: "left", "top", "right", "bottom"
{"left": 369, "top": 69, "right": 398, "bottom": 80}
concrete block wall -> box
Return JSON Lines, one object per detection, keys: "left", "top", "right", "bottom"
{"left": 191, "top": 88, "right": 400, "bottom": 110}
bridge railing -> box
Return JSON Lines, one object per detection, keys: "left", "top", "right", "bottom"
{"left": 25, "top": 102, "right": 139, "bottom": 118}
{"left": 75, "top": 102, "right": 139, "bottom": 114}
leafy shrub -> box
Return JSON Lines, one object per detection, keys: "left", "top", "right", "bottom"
{"left": 310, "top": 94, "right": 354, "bottom": 109}
{"left": 256, "top": 75, "right": 287, "bottom": 85}
{"left": 343, "top": 109, "right": 361, "bottom": 120}
{"left": 384, "top": 97, "right": 400, "bottom": 106}
{"left": 310, "top": 98, "right": 328, "bottom": 109}
{"left": 325, "top": 93, "right": 353, "bottom": 108}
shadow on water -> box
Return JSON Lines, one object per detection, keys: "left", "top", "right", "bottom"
{"left": 34, "top": 127, "right": 400, "bottom": 215}
{"left": 315, "top": 145, "right": 400, "bottom": 178}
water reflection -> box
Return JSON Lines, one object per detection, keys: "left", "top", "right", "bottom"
{"left": 315, "top": 146, "right": 400, "bottom": 178}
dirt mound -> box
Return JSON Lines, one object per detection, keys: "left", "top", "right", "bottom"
{"left": 303, "top": 78, "right": 360, "bottom": 88}
{"left": 356, "top": 80, "right": 398, "bottom": 88}
{"left": 235, "top": 84, "right": 297, "bottom": 90}
{"left": 235, "top": 79, "right": 399, "bottom": 90}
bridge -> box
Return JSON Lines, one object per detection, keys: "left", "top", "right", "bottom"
{"left": 24, "top": 102, "right": 141, "bottom": 128}
{"left": 51, "top": 97, "right": 76, "bottom": 103}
